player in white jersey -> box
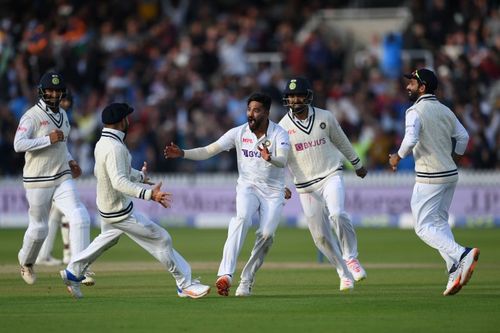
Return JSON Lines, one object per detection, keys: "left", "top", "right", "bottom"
{"left": 36, "top": 93, "right": 75, "bottom": 266}
{"left": 13, "top": 71, "right": 91, "bottom": 286}
{"left": 164, "top": 92, "right": 290, "bottom": 297}
{"left": 389, "top": 68, "right": 479, "bottom": 296}
{"left": 60, "top": 103, "right": 210, "bottom": 299}
{"left": 279, "top": 77, "right": 368, "bottom": 291}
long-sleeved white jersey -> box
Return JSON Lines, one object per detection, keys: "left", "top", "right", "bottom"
{"left": 94, "top": 128, "right": 151, "bottom": 223}
{"left": 14, "top": 100, "right": 73, "bottom": 189}
{"left": 279, "top": 106, "right": 362, "bottom": 193}
{"left": 183, "top": 121, "right": 290, "bottom": 195}
{"left": 397, "top": 94, "right": 469, "bottom": 184}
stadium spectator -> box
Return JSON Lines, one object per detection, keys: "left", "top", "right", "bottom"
{"left": 0, "top": 0, "right": 497, "bottom": 175}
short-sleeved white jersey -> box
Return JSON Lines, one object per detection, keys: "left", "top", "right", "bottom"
{"left": 217, "top": 121, "right": 290, "bottom": 194}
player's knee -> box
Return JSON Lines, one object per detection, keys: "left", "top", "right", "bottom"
{"left": 31, "top": 224, "right": 49, "bottom": 240}
{"left": 162, "top": 230, "right": 172, "bottom": 248}
{"left": 66, "top": 206, "right": 90, "bottom": 227}
{"left": 312, "top": 235, "right": 329, "bottom": 248}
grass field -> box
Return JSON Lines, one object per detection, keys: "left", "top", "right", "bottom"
{"left": 0, "top": 227, "right": 499, "bottom": 333}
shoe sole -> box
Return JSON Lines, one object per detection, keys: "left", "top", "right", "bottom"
{"left": 82, "top": 279, "right": 95, "bottom": 287}
{"left": 354, "top": 275, "right": 367, "bottom": 282}
{"left": 216, "top": 277, "right": 231, "bottom": 296}
{"left": 178, "top": 287, "right": 211, "bottom": 299}
{"left": 461, "top": 248, "right": 480, "bottom": 287}
{"left": 443, "top": 273, "right": 462, "bottom": 296}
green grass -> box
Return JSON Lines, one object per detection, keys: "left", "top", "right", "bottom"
{"left": 0, "top": 228, "right": 499, "bottom": 333}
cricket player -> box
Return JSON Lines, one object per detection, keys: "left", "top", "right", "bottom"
{"left": 14, "top": 71, "right": 91, "bottom": 285}
{"left": 60, "top": 102, "right": 210, "bottom": 299}
{"left": 279, "top": 77, "right": 367, "bottom": 291}
{"left": 164, "top": 92, "right": 290, "bottom": 297}
{"left": 389, "top": 68, "right": 479, "bottom": 296}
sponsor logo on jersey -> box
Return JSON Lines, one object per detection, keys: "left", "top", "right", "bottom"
{"left": 17, "top": 126, "right": 28, "bottom": 132}
{"left": 242, "top": 149, "right": 262, "bottom": 158}
{"left": 288, "top": 129, "right": 296, "bottom": 135}
{"left": 294, "top": 138, "right": 327, "bottom": 151}
{"left": 40, "top": 120, "right": 49, "bottom": 126}
{"left": 242, "top": 138, "right": 253, "bottom": 143}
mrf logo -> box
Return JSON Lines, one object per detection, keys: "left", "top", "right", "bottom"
{"left": 242, "top": 138, "right": 253, "bottom": 144}
{"left": 40, "top": 120, "right": 49, "bottom": 126}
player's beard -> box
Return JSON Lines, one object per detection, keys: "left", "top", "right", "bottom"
{"left": 248, "top": 116, "right": 266, "bottom": 132}
{"left": 408, "top": 89, "right": 419, "bottom": 102}
{"left": 290, "top": 103, "right": 308, "bottom": 115}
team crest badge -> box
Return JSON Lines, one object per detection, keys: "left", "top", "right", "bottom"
{"left": 320, "top": 122, "right": 326, "bottom": 129}
{"left": 52, "top": 76, "right": 60, "bottom": 85}
{"left": 289, "top": 81, "right": 297, "bottom": 90}
{"left": 264, "top": 140, "right": 271, "bottom": 147}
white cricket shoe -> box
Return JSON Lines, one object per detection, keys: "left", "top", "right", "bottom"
{"left": 82, "top": 270, "right": 96, "bottom": 287}
{"left": 459, "top": 247, "right": 480, "bottom": 287}
{"left": 60, "top": 269, "right": 83, "bottom": 299}
{"left": 346, "top": 258, "right": 367, "bottom": 282}
{"left": 177, "top": 281, "right": 210, "bottom": 299}
{"left": 235, "top": 281, "right": 253, "bottom": 297}
{"left": 216, "top": 275, "right": 232, "bottom": 296}
{"left": 20, "top": 264, "right": 36, "bottom": 285}
{"left": 36, "top": 256, "right": 63, "bottom": 266}
{"left": 339, "top": 277, "right": 354, "bottom": 292}
{"left": 443, "top": 264, "right": 462, "bottom": 296}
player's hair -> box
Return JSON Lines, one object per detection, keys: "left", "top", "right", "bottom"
{"left": 247, "top": 92, "right": 272, "bottom": 111}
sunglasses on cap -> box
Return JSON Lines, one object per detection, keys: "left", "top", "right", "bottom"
{"left": 412, "top": 70, "right": 427, "bottom": 86}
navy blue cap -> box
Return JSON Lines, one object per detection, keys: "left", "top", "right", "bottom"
{"left": 404, "top": 68, "right": 438, "bottom": 92}
{"left": 38, "top": 71, "right": 66, "bottom": 91}
{"left": 283, "top": 77, "right": 312, "bottom": 96}
{"left": 101, "top": 103, "right": 134, "bottom": 125}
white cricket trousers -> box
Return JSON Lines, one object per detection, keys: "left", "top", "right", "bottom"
{"left": 411, "top": 181, "right": 465, "bottom": 272}
{"left": 218, "top": 183, "right": 285, "bottom": 283}
{"left": 298, "top": 173, "right": 356, "bottom": 279}
{"left": 67, "top": 211, "right": 193, "bottom": 289}
{"left": 18, "top": 179, "right": 90, "bottom": 266}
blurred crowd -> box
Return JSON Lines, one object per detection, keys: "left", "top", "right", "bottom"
{"left": 0, "top": 0, "right": 498, "bottom": 176}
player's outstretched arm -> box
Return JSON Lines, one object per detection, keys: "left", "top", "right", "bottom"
{"left": 151, "top": 181, "right": 173, "bottom": 208}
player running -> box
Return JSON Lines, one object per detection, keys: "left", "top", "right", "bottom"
{"left": 164, "top": 92, "right": 290, "bottom": 297}
{"left": 389, "top": 68, "right": 478, "bottom": 296}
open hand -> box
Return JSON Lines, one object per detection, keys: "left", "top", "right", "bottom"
{"left": 151, "top": 182, "right": 173, "bottom": 208}
{"left": 164, "top": 142, "right": 183, "bottom": 159}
